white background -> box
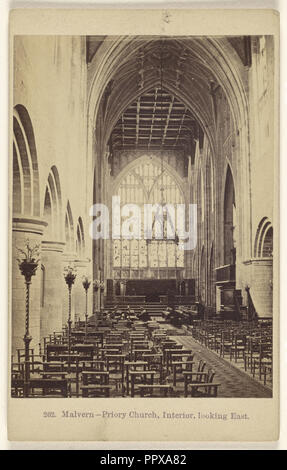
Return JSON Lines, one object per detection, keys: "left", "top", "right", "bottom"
{"left": 0, "top": 0, "right": 286, "bottom": 450}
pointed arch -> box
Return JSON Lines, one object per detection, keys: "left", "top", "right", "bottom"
{"left": 88, "top": 36, "right": 249, "bottom": 164}
{"left": 224, "top": 164, "right": 236, "bottom": 265}
{"left": 196, "top": 166, "right": 204, "bottom": 244}
{"left": 65, "top": 201, "right": 74, "bottom": 252}
{"left": 254, "top": 217, "right": 273, "bottom": 258}
{"left": 111, "top": 155, "right": 185, "bottom": 275}
{"left": 13, "top": 105, "right": 40, "bottom": 216}
{"left": 76, "top": 217, "right": 85, "bottom": 257}
{"left": 200, "top": 245, "right": 206, "bottom": 303}
{"left": 206, "top": 150, "right": 215, "bottom": 215}
{"left": 208, "top": 243, "right": 215, "bottom": 307}
{"left": 112, "top": 154, "right": 186, "bottom": 203}
{"left": 43, "top": 166, "right": 62, "bottom": 240}
{"left": 200, "top": 168, "right": 205, "bottom": 222}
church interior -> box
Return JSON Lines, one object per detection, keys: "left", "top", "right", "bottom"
{"left": 11, "top": 35, "right": 274, "bottom": 398}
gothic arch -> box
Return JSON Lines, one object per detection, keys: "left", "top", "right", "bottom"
{"left": 196, "top": 166, "right": 204, "bottom": 244}
{"left": 112, "top": 154, "right": 186, "bottom": 204}
{"left": 206, "top": 150, "right": 215, "bottom": 215}
{"left": 254, "top": 217, "right": 273, "bottom": 258}
{"left": 208, "top": 242, "right": 215, "bottom": 307}
{"left": 88, "top": 36, "right": 252, "bottom": 258}
{"left": 88, "top": 36, "right": 249, "bottom": 161}
{"left": 43, "top": 166, "right": 62, "bottom": 240}
{"left": 65, "top": 201, "right": 74, "bottom": 252}
{"left": 13, "top": 104, "right": 40, "bottom": 216}
{"left": 76, "top": 217, "right": 85, "bottom": 258}
{"left": 224, "top": 164, "right": 236, "bottom": 266}
{"left": 200, "top": 245, "right": 206, "bottom": 303}
{"left": 101, "top": 82, "right": 215, "bottom": 158}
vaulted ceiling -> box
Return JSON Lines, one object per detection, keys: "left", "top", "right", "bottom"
{"left": 96, "top": 38, "right": 217, "bottom": 154}
{"left": 110, "top": 88, "right": 201, "bottom": 152}
{"left": 87, "top": 36, "right": 249, "bottom": 156}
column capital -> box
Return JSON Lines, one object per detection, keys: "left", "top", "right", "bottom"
{"left": 12, "top": 215, "right": 48, "bottom": 235}
{"left": 74, "top": 257, "right": 91, "bottom": 268}
{"left": 41, "top": 240, "right": 66, "bottom": 253}
{"left": 62, "top": 252, "right": 78, "bottom": 264}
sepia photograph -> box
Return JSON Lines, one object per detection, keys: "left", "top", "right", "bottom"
{"left": 7, "top": 8, "right": 280, "bottom": 442}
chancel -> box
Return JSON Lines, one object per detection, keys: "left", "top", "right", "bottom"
{"left": 11, "top": 35, "right": 274, "bottom": 399}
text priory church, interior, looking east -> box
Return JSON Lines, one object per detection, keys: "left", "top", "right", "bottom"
{"left": 11, "top": 35, "right": 275, "bottom": 398}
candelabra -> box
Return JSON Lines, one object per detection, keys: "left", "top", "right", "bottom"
{"left": 17, "top": 240, "right": 40, "bottom": 397}
{"left": 63, "top": 265, "right": 77, "bottom": 374}
{"left": 82, "top": 276, "right": 91, "bottom": 340}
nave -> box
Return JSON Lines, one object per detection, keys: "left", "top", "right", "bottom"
{"left": 11, "top": 306, "right": 272, "bottom": 399}
{"left": 11, "top": 35, "right": 275, "bottom": 400}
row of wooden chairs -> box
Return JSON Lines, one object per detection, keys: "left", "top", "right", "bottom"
{"left": 12, "top": 313, "right": 221, "bottom": 398}
{"left": 192, "top": 320, "right": 272, "bottom": 385}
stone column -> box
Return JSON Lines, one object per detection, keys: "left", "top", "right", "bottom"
{"left": 40, "top": 241, "right": 65, "bottom": 340}
{"left": 12, "top": 216, "right": 47, "bottom": 357}
{"left": 216, "top": 285, "right": 222, "bottom": 314}
{"left": 244, "top": 259, "right": 273, "bottom": 318}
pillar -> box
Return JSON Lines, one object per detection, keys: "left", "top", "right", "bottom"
{"left": 12, "top": 216, "right": 47, "bottom": 357}
{"left": 40, "top": 241, "right": 65, "bottom": 340}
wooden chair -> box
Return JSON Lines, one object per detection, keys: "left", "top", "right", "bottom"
{"left": 243, "top": 336, "right": 260, "bottom": 372}
{"left": 163, "top": 346, "right": 183, "bottom": 369}
{"left": 72, "top": 344, "right": 95, "bottom": 361}
{"left": 220, "top": 331, "right": 233, "bottom": 358}
{"left": 171, "top": 359, "right": 195, "bottom": 387}
{"left": 11, "top": 362, "right": 25, "bottom": 396}
{"left": 81, "top": 360, "right": 106, "bottom": 371}
{"left": 185, "top": 369, "right": 220, "bottom": 397}
{"left": 250, "top": 342, "right": 272, "bottom": 380}
{"left": 183, "top": 360, "right": 206, "bottom": 396}
{"left": 82, "top": 370, "right": 109, "bottom": 386}
{"left": 81, "top": 384, "right": 111, "bottom": 397}
{"left": 143, "top": 353, "right": 164, "bottom": 383}
{"left": 230, "top": 333, "right": 246, "bottom": 363}
{"left": 29, "top": 378, "right": 68, "bottom": 397}
{"left": 46, "top": 344, "right": 67, "bottom": 362}
{"left": 138, "top": 384, "right": 173, "bottom": 397}
{"left": 262, "top": 362, "right": 272, "bottom": 386}
{"left": 124, "top": 361, "right": 148, "bottom": 395}
{"left": 134, "top": 348, "right": 151, "bottom": 361}
{"left": 129, "top": 370, "right": 157, "bottom": 397}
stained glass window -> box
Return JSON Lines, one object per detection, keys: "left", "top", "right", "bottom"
{"left": 113, "top": 157, "right": 185, "bottom": 274}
